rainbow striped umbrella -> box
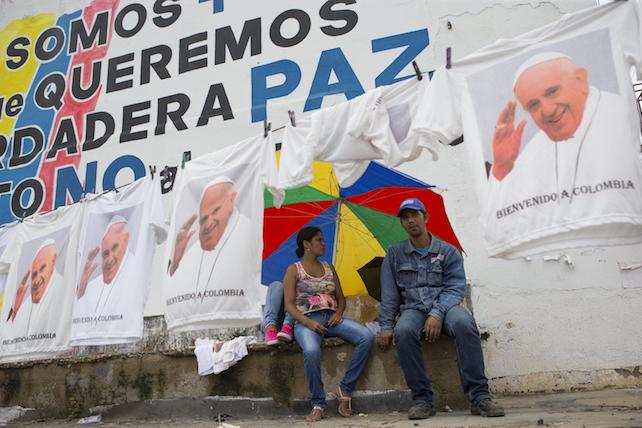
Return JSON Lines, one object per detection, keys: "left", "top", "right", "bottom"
{"left": 262, "top": 160, "right": 462, "bottom": 296}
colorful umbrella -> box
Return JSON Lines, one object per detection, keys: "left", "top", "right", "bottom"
{"left": 262, "top": 159, "right": 463, "bottom": 296}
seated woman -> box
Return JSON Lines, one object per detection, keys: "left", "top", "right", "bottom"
{"left": 283, "top": 226, "right": 374, "bottom": 422}
{"left": 262, "top": 281, "right": 294, "bottom": 345}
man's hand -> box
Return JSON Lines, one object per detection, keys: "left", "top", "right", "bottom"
{"left": 492, "top": 100, "right": 526, "bottom": 181}
{"left": 77, "top": 246, "right": 99, "bottom": 299}
{"left": 376, "top": 330, "right": 394, "bottom": 351}
{"left": 10, "top": 270, "right": 30, "bottom": 321}
{"left": 169, "top": 214, "right": 197, "bottom": 276}
{"left": 424, "top": 316, "right": 442, "bottom": 343}
{"left": 328, "top": 311, "right": 343, "bottom": 326}
{"left": 305, "top": 319, "right": 328, "bottom": 335}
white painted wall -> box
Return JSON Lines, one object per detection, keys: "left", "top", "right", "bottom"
{"left": 396, "top": 0, "right": 642, "bottom": 381}
{"left": 140, "top": 0, "right": 642, "bottom": 381}
{"left": 6, "top": 0, "right": 640, "bottom": 385}
{"left": 139, "top": 0, "right": 601, "bottom": 323}
{"left": 400, "top": 145, "right": 642, "bottom": 379}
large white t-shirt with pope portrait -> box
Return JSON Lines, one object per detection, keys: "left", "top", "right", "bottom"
{"left": 0, "top": 204, "right": 83, "bottom": 362}
{"left": 413, "top": 1, "right": 642, "bottom": 258}
{"left": 70, "top": 175, "right": 167, "bottom": 346}
{"left": 163, "top": 134, "right": 283, "bottom": 332}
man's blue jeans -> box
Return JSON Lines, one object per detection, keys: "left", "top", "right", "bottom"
{"left": 394, "top": 306, "right": 490, "bottom": 405}
{"left": 262, "top": 281, "right": 294, "bottom": 332}
{"left": 294, "top": 309, "right": 374, "bottom": 407}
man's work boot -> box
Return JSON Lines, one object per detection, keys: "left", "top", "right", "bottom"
{"left": 470, "top": 399, "right": 505, "bottom": 417}
{"left": 407, "top": 403, "right": 436, "bottom": 420}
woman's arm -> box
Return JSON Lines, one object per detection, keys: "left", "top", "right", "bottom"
{"left": 284, "top": 264, "right": 327, "bottom": 334}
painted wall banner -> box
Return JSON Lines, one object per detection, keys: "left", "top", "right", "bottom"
{"left": 0, "top": 0, "right": 434, "bottom": 225}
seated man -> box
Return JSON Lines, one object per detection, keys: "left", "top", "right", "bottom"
{"left": 376, "top": 198, "right": 504, "bottom": 420}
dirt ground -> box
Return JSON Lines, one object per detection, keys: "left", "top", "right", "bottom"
{"left": 8, "top": 388, "right": 642, "bottom": 428}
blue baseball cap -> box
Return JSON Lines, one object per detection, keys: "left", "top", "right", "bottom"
{"left": 397, "top": 198, "right": 426, "bottom": 216}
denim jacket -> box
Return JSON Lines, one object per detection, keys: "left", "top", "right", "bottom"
{"left": 379, "top": 235, "right": 466, "bottom": 331}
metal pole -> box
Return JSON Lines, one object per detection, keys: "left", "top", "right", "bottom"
{"left": 332, "top": 198, "right": 342, "bottom": 265}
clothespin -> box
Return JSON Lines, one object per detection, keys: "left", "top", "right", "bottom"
{"left": 181, "top": 151, "right": 191, "bottom": 169}
{"left": 160, "top": 165, "right": 178, "bottom": 194}
{"left": 288, "top": 110, "right": 296, "bottom": 127}
{"left": 446, "top": 47, "right": 452, "bottom": 69}
{"left": 148, "top": 165, "right": 156, "bottom": 178}
{"left": 412, "top": 60, "right": 423, "bottom": 81}
{"left": 451, "top": 134, "right": 464, "bottom": 146}
{"left": 263, "top": 119, "right": 271, "bottom": 138}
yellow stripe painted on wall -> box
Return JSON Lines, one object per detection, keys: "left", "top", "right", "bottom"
{"left": 0, "top": 14, "right": 56, "bottom": 136}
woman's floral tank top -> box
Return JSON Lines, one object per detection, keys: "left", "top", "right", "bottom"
{"left": 294, "top": 261, "right": 337, "bottom": 314}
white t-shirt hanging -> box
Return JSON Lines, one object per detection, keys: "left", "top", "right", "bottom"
{"left": 0, "top": 204, "right": 83, "bottom": 362}
{"left": 279, "top": 77, "right": 435, "bottom": 189}
{"left": 70, "top": 176, "right": 167, "bottom": 346}
{"left": 413, "top": 1, "right": 642, "bottom": 258}
{"left": 162, "top": 134, "right": 283, "bottom": 332}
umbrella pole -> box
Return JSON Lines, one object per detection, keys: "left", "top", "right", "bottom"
{"left": 332, "top": 198, "right": 342, "bottom": 266}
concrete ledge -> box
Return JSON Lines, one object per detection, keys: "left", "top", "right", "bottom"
{"left": 99, "top": 390, "right": 418, "bottom": 421}
{"left": 0, "top": 337, "right": 466, "bottom": 419}
{"left": 489, "top": 365, "right": 642, "bottom": 395}
{"left": 0, "top": 406, "right": 39, "bottom": 426}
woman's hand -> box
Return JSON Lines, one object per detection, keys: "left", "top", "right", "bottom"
{"left": 305, "top": 319, "right": 328, "bottom": 335}
{"left": 328, "top": 311, "right": 343, "bottom": 326}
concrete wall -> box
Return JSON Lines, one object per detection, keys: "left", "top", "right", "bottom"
{"left": 5, "top": 0, "right": 641, "bottom": 404}
{"left": 353, "top": 0, "right": 642, "bottom": 396}
{"left": 132, "top": 0, "right": 603, "bottom": 321}
{"left": 376, "top": 0, "right": 642, "bottom": 395}
{"left": 400, "top": 144, "right": 642, "bottom": 391}
{"left": 0, "top": 337, "right": 465, "bottom": 419}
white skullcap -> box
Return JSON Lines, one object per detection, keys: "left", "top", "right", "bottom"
{"left": 513, "top": 52, "right": 572, "bottom": 89}
{"left": 199, "top": 176, "right": 235, "bottom": 202}
{"left": 35, "top": 238, "right": 56, "bottom": 254}
{"left": 103, "top": 215, "right": 128, "bottom": 238}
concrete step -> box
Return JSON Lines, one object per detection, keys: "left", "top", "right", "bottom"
{"left": 0, "top": 336, "right": 465, "bottom": 420}
{"left": 97, "top": 389, "right": 418, "bottom": 421}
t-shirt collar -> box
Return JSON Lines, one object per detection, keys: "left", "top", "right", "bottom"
{"left": 404, "top": 233, "right": 439, "bottom": 255}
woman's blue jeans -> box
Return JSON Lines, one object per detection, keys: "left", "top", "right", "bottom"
{"left": 262, "top": 281, "right": 294, "bottom": 331}
{"left": 294, "top": 309, "right": 374, "bottom": 407}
